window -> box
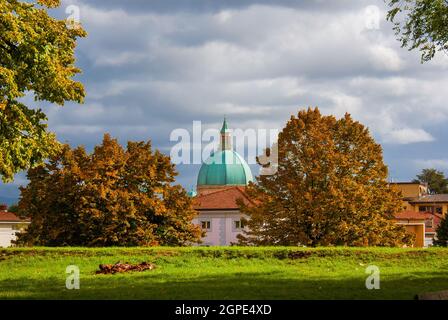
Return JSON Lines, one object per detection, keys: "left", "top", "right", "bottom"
{"left": 234, "top": 220, "right": 245, "bottom": 230}
{"left": 425, "top": 219, "right": 434, "bottom": 228}
{"left": 201, "top": 221, "right": 211, "bottom": 230}
{"left": 419, "top": 206, "right": 443, "bottom": 214}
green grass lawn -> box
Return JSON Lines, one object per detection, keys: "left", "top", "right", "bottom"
{"left": 0, "top": 247, "right": 447, "bottom": 300}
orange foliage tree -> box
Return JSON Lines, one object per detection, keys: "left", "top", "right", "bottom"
{"left": 16, "top": 134, "right": 202, "bottom": 246}
{"left": 238, "top": 108, "right": 413, "bottom": 247}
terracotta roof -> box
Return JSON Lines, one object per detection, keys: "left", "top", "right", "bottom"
{"left": 408, "top": 194, "right": 448, "bottom": 203}
{"left": 0, "top": 211, "right": 27, "bottom": 222}
{"left": 193, "top": 187, "right": 253, "bottom": 210}
{"left": 395, "top": 211, "right": 444, "bottom": 233}
{"left": 390, "top": 182, "right": 425, "bottom": 185}
{"left": 395, "top": 211, "right": 432, "bottom": 220}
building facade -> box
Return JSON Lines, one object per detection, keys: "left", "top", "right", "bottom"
{"left": 192, "top": 119, "right": 254, "bottom": 246}
{"left": 0, "top": 205, "right": 29, "bottom": 248}
{"left": 190, "top": 121, "right": 447, "bottom": 248}
{"left": 392, "top": 182, "right": 448, "bottom": 247}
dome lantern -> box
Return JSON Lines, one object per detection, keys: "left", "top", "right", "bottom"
{"left": 220, "top": 117, "right": 232, "bottom": 151}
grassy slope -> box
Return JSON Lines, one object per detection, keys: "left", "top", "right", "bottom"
{"left": 0, "top": 247, "right": 447, "bottom": 300}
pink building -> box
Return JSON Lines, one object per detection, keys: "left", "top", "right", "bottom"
{"left": 191, "top": 119, "right": 254, "bottom": 246}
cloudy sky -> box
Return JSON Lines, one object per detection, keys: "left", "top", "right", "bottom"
{"left": 2, "top": 0, "right": 448, "bottom": 203}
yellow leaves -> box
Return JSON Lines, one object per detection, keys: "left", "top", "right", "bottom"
{"left": 240, "top": 107, "right": 409, "bottom": 247}
{"left": 0, "top": 101, "right": 57, "bottom": 182}
{"left": 66, "top": 17, "right": 83, "bottom": 32}
{"left": 16, "top": 133, "right": 202, "bottom": 246}
{"left": 36, "top": 0, "right": 61, "bottom": 8}
{"left": 1, "top": 0, "right": 86, "bottom": 181}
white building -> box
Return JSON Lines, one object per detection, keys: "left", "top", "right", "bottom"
{"left": 0, "top": 205, "right": 29, "bottom": 247}
{"left": 191, "top": 119, "right": 254, "bottom": 246}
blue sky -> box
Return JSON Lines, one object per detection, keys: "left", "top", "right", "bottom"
{"left": 2, "top": 0, "right": 448, "bottom": 204}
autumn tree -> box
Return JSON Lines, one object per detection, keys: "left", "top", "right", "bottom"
{"left": 413, "top": 168, "right": 448, "bottom": 194}
{"left": 16, "top": 134, "right": 202, "bottom": 246}
{"left": 238, "top": 108, "right": 413, "bottom": 247}
{"left": 387, "top": 0, "right": 448, "bottom": 62}
{"left": 7, "top": 203, "right": 18, "bottom": 214}
{"left": 0, "top": 0, "right": 86, "bottom": 182}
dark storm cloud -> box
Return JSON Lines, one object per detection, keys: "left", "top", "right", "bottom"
{"left": 82, "top": 0, "right": 365, "bottom": 14}
{"left": 2, "top": 0, "right": 448, "bottom": 202}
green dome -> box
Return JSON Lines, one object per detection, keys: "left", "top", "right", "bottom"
{"left": 197, "top": 150, "right": 253, "bottom": 186}
{"left": 187, "top": 189, "right": 197, "bottom": 197}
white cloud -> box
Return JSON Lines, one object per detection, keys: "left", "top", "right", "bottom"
{"left": 33, "top": 0, "right": 448, "bottom": 185}
{"left": 94, "top": 52, "right": 148, "bottom": 66}
{"left": 414, "top": 159, "right": 448, "bottom": 169}
{"left": 368, "top": 45, "right": 404, "bottom": 71}
{"left": 53, "top": 125, "right": 105, "bottom": 135}
{"left": 215, "top": 10, "right": 233, "bottom": 23}
{"left": 382, "top": 128, "right": 435, "bottom": 145}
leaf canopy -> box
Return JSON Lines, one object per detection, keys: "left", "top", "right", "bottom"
{"left": 0, "top": 0, "right": 86, "bottom": 181}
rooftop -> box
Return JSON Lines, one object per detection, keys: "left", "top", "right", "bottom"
{"left": 408, "top": 194, "right": 448, "bottom": 203}
{"left": 395, "top": 211, "right": 433, "bottom": 220}
{"left": 0, "top": 211, "right": 28, "bottom": 222}
{"left": 193, "top": 186, "right": 253, "bottom": 210}
{"left": 395, "top": 211, "right": 443, "bottom": 233}
{"left": 390, "top": 182, "right": 428, "bottom": 186}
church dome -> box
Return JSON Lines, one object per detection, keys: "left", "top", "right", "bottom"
{"left": 197, "top": 149, "right": 253, "bottom": 186}
{"left": 187, "top": 189, "right": 198, "bottom": 197}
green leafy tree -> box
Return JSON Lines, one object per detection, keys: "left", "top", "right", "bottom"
{"left": 413, "top": 168, "right": 448, "bottom": 194}
{"left": 387, "top": 0, "right": 448, "bottom": 62}
{"left": 434, "top": 215, "right": 448, "bottom": 246}
{"left": 16, "top": 134, "right": 202, "bottom": 246}
{"left": 0, "top": 0, "right": 86, "bottom": 182}
{"left": 238, "top": 108, "right": 413, "bottom": 247}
